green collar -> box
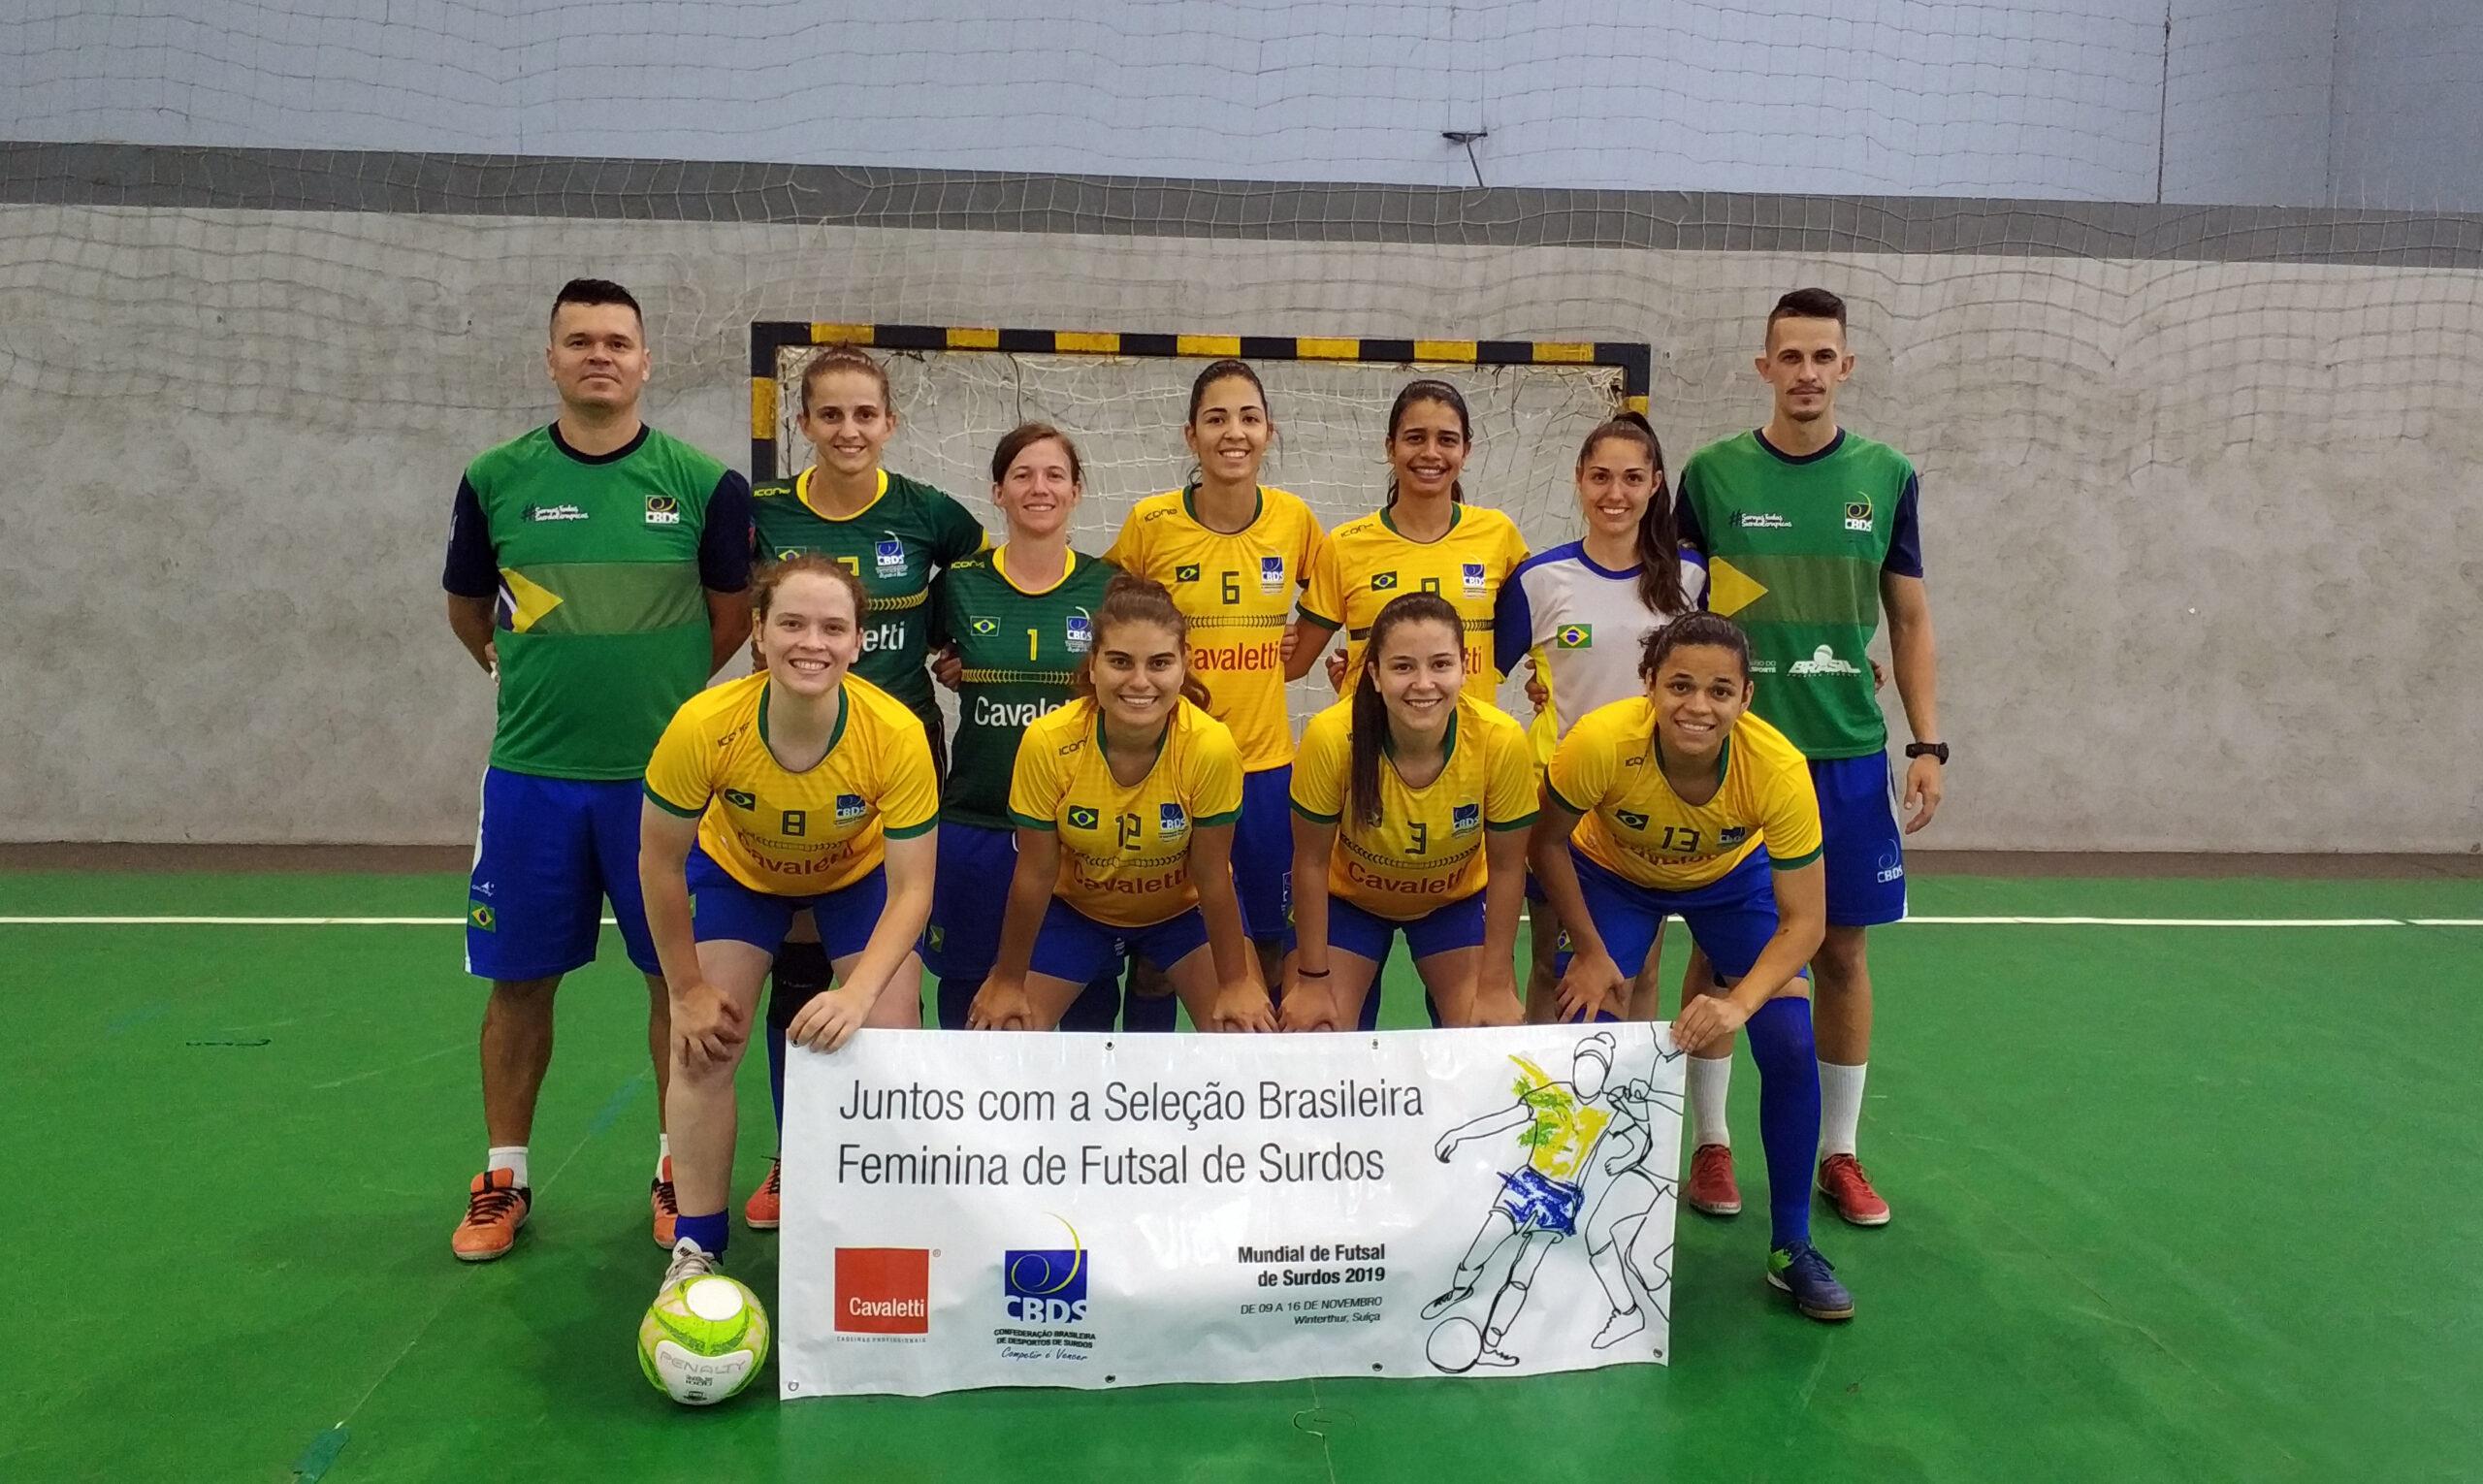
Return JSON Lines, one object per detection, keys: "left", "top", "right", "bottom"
{"left": 1383, "top": 707, "right": 1458, "bottom": 776}
{"left": 1182, "top": 482, "right": 1263, "bottom": 535}
{"left": 1651, "top": 723, "right": 1729, "bottom": 800}
{"left": 1093, "top": 703, "right": 1173, "bottom": 780}
{"left": 758, "top": 677, "right": 849, "bottom": 774}
{"left": 1378, "top": 502, "right": 1463, "bottom": 542}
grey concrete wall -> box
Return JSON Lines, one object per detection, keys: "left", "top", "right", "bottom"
{"left": 11, "top": 0, "right": 2476, "bottom": 209}
{"left": 1, "top": 203, "right": 2475, "bottom": 852}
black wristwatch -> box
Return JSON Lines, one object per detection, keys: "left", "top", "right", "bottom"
{"left": 1904, "top": 742, "right": 1950, "bottom": 765}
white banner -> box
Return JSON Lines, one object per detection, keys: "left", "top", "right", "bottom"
{"left": 778, "top": 1025, "right": 1684, "bottom": 1399}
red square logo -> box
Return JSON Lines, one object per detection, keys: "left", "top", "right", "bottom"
{"left": 835, "top": 1247, "right": 930, "bottom": 1334}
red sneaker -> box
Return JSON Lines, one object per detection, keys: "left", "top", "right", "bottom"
{"left": 651, "top": 1156, "right": 679, "bottom": 1248}
{"left": 743, "top": 1158, "right": 782, "bottom": 1230}
{"left": 451, "top": 1169, "right": 531, "bottom": 1263}
{"left": 1685, "top": 1144, "right": 1742, "bottom": 1216}
{"left": 1817, "top": 1153, "right": 1890, "bottom": 1227}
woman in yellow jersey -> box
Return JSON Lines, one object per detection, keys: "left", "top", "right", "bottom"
{"left": 636, "top": 556, "right": 939, "bottom": 1285}
{"left": 969, "top": 574, "right": 1276, "bottom": 1033}
{"left": 1290, "top": 378, "right": 1530, "bottom": 703}
{"left": 1106, "top": 359, "right": 1323, "bottom": 992}
{"left": 1285, "top": 594, "right": 1534, "bottom": 1031}
{"left": 1529, "top": 612, "right": 1852, "bottom": 1323}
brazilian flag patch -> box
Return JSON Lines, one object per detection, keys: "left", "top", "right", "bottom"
{"left": 1616, "top": 810, "right": 1649, "bottom": 831}
{"left": 1555, "top": 624, "right": 1592, "bottom": 649}
{"left": 468, "top": 901, "right": 496, "bottom": 931}
{"left": 1176, "top": 564, "right": 1202, "bottom": 582}
{"left": 1067, "top": 805, "right": 1101, "bottom": 829}
{"left": 971, "top": 618, "right": 998, "bottom": 635}
{"left": 1371, "top": 571, "right": 1398, "bottom": 591}
{"left": 724, "top": 789, "right": 757, "bottom": 810}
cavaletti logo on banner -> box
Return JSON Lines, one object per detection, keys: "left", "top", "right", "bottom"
{"left": 833, "top": 1248, "right": 930, "bottom": 1338}
{"left": 776, "top": 1027, "right": 1685, "bottom": 1399}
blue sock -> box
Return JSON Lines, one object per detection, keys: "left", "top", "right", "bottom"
{"left": 765, "top": 1022, "right": 787, "bottom": 1132}
{"left": 677, "top": 1209, "right": 729, "bottom": 1259}
{"left": 1745, "top": 996, "right": 1822, "bottom": 1252}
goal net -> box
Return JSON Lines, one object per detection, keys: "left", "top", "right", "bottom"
{"left": 767, "top": 338, "right": 1636, "bottom": 721}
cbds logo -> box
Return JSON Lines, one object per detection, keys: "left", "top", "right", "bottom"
{"left": 835, "top": 1247, "right": 930, "bottom": 1335}
{"left": 1002, "top": 1223, "right": 1089, "bottom": 1326}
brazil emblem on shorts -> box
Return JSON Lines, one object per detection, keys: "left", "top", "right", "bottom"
{"left": 468, "top": 901, "right": 496, "bottom": 931}
{"left": 1555, "top": 624, "right": 1592, "bottom": 649}
{"left": 1067, "top": 805, "right": 1101, "bottom": 829}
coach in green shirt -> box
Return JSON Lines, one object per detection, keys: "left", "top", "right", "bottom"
{"left": 440, "top": 278, "right": 753, "bottom": 1263}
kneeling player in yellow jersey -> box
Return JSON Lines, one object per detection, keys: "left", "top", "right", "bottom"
{"left": 1528, "top": 612, "right": 1851, "bottom": 1322}
{"left": 970, "top": 575, "right": 1276, "bottom": 1033}
{"left": 1285, "top": 593, "right": 1534, "bottom": 1031}
{"left": 636, "top": 556, "right": 938, "bottom": 1292}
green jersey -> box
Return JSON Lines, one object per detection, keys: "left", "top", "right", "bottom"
{"left": 750, "top": 468, "right": 987, "bottom": 731}
{"left": 1676, "top": 429, "right": 1922, "bottom": 759}
{"left": 443, "top": 425, "right": 752, "bottom": 780}
{"left": 932, "top": 548, "right": 1120, "bottom": 830}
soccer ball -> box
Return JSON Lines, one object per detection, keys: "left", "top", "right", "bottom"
{"left": 639, "top": 1274, "right": 771, "bottom": 1406}
{"left": 1426, "top": 1316, "right": 1485, "bottom": 1373}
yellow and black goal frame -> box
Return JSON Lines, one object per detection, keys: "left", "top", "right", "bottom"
{"left": 747, "top": 322, "right": 1653, "bottom": 481}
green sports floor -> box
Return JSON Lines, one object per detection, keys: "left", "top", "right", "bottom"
{"left": 5, "top": 864, "right": 2477, "bottom": 1483}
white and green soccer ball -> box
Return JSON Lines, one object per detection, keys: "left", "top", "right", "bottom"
{"left": 639, "top": 1274, "right": 771, "bottom": 1406}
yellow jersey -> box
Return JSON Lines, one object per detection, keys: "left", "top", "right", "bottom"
{"left": 644, "top": 671, "right": 939, "bottom": 896}
{"left": 1006, "top": 696, "right": 1245, "bottom": 928}
{"left": 1105, "top": 486, "right": 1322, "bottom": 771}
{"left": 1544, "top": 700, "right": 1822, "bottom": 891}
{"left": 1289, "top": 694, "right": 1538, "bottom": 920}
{"left": 1298, "top": 503, "right": 1529, "bottom": 700}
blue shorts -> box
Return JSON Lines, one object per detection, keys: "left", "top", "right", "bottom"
{"left": 1328, "top": 892, "right": 1485, "bottom": 965}
{"left": 1813, "top": 751, "right": 1907, "bottom": 927}
{"left": 1496, "top": 1166, "right": 1585, "bottom": 1236}
{"left": 924, "top": 822, "right": 1014, "bottom": 984}
{"left": 1557, "top": 848, "right": 1807, "bottom": 1008}
{"left": 686, "top": 847, "right": 886, "bottom": 959}
{"left": 1233, "top": 766, "right": 1294, "bottom": 947}
{"left": 464, "top": 767, "right": 659, "bottom": 981}
{"left": 1028, "top": 900, "right": 1209, "bottom": 986}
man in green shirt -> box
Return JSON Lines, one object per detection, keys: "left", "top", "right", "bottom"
{"left": 441, "top": 279, "right": 753, "bottom": 1262}
{"left": 1674, "top": 288, "right": 1947, "bottom": 1229}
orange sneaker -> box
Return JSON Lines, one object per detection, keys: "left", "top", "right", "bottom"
{"left": 452, "top": 1169, "right": 531, "bottom": 1262}
{"left": 651, "top": 1156, "right": 679, "bottom": 1248}
{"left": 1818, "top": 1152, "right": 1891, "bottom": 1227}
{"left": 743, "top": 1159, "right": 782, "bottom": 1230}
{"left": 1686, "top": 1144, "right": 1742, "bottom": 1216}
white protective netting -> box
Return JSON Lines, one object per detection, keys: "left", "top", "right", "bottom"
{"left": 775, "top": 346, "right": 1630, "bottom": 722}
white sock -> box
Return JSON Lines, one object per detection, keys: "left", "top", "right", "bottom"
{"left": 1688, "top": 1053, "right": 1732, "bottom": 1149}
{"left": 658, "top": 1134, "right": 671, "bottom": 1178}
{"left": 487, "top": 1145, "right": 530, "bottom": 1188}
{"left": 1819, "top": 1061, "right": 1868, "bottom": 1158}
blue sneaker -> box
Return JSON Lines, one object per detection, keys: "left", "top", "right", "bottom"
{"left": 1767, "top": 1242, "right": 1854, "bottom": 1322}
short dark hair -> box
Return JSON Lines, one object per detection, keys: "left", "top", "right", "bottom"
{"left": 1766, "top": 287, "right": 1846, "bottom": 339}
{"left": 550, "top": 277, "right": 643, "bottom": 333}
